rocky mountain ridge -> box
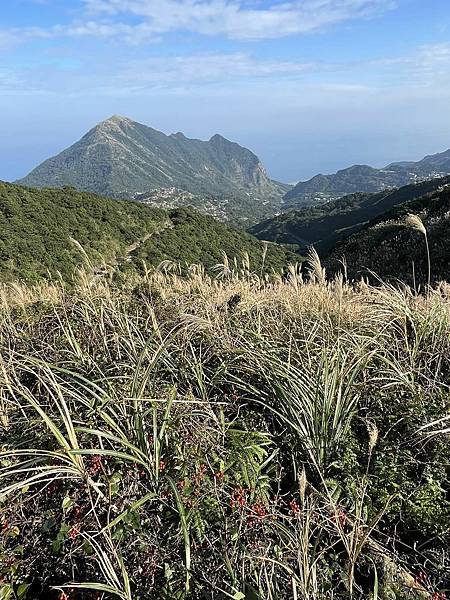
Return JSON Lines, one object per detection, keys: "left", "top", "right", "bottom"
{"left": 18, "top": 116, "right": 286, "bottom": 219}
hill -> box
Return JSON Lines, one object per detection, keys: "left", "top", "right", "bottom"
{"left": 16, "top": 116, "right": 286, "bottom": 223}
{"left": 326, "top": 182, "right": 450, "bottom": 286}
{"left": 285, "top": 149, "right": 450, "bottom": 207}
{"left": 134, "top": 185, "right": 290, "bottom": 227}
{"left": 249, "top": 176, "right": 450, "bottom": 254}
{"left": 0, "top": 181, "right": 293, "bottom": 282}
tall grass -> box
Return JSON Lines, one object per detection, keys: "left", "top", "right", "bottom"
{"left": 0, "top": 260, "right": 448, "bottom": 599}
{"left": 405, "top": 213, "right": 431, "bottom": 291}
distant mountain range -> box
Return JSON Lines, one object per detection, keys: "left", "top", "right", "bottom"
{"left": 326, "top": 182, "right": 450, "bottom": 286}
{"left": 0, "top": 181, "right": 293, "bottom": 282}
{"left": 250, "top": 176, "right": 450, "bottom": 254}
{"left": 17, "top": 116, "right": 288, "bottom": 225}
{"left": 16, "top": 115, "right": 450, "bottom": 227}
{"left": 14, "top": 116, "right": 450, "bottom": 276}
{"left": 285, "top": 150, "right": 450, "bottom": 207}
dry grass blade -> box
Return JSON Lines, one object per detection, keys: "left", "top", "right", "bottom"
{"left": 0, "top": 255, "right": 448, "bottom": 599}
{"left": 306, "top": 246, "right": 326, "bottom": 284}
{"left": 404, "top": 213, "right": 426, "bottom": 236}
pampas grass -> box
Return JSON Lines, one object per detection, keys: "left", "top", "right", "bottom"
{"left": 404, "top": 213, "right": 431, "bottom": 290}
{"left": 0, "top": 258, "right": 448, "bottom": 599}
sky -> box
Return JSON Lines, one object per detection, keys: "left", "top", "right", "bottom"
{"left": 1, "top": 0, "right": 450, "bottom": 183}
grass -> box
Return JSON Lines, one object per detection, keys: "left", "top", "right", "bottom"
{"left": 0, "top": 257, "right": 449, "bottom": 599}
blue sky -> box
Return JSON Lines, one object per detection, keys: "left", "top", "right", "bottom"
{"left": 1, "top": 0, "right": 450, "bottom": 183}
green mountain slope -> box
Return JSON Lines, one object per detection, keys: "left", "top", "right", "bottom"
{"left": 250, "top": 177, "right": 450, "bottom": 254}
{"left": 0, "top": 182, "right": 293, "bottom": 282}
{"left": 134, "top": 185, "right": 291, "bottom": 227}
{"left": 326, "top": 183, "right": 450, "bottom": 286}
{"left": 285, "top": 150, "right": 450, "bottom": 207}
{"left": 16, "top": 116, "right": 286, "bottom": 223}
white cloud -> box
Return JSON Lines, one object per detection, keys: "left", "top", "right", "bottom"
{"left": 414, "top": 42, "right": 450, "bottom": 80}
{"left": 384, "top": 42, "right": 450, "bottom": 86}
{"left": 0, "top": 0, "right": 396, "bottom": 47}
{"left": 116, "top": 53, "right": 319, "bottom": 87}
{"left": 417, "top": 42, "right": 450, "bottom": 63}
{"left": 0, "top": 51, "right": 325, "bottom": 96}
{"left": 3, "top": 40, "right": 450, "bottom": 98}
{"left": 80, "top": 0, "right": 396, "bottom": 40}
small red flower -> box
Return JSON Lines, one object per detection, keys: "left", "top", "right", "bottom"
{"left": 72, "top": 506, "right": 82, "bottom": 521}
{"left": 193, "top": 464, "right": 207, "bottom": 488}
{"left": 89, "top": 455, "right": 103, "bottom": 476}
{"left": 247, "top": 501, "right": 267, "bottom": 525}
{"left": 214, "top": 470, "right": 225, "bottom": 483}
{"left": 415, "top": 571, "right": 428, "bottom": 586}
{"left": 159, "top": 460, "right": 166, "bottom": 472}
{"left": 252, "top": 502, "right": 267, "bottom": 518}
{"left": 230, "top": 486, "right": 247, "bottom": 509}
{"left": 68, "top": 525, "right": 80, "bottom": 540}
{"left": 289, "top": 499, "right": 300, "bottom": 515}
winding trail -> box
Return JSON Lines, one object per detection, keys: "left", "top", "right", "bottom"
{"left": 124, "top": 219, "right": 174, "bottom": 262}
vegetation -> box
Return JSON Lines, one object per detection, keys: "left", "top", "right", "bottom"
{"left": 134, "top": 188, "right": 291, "bottom": 228}
{"left": 130, "top": 207, "right": 294, "bottom": 274}
{"left": 17, "top": 116, "right": 287, "bottom": 222}
{"left": 250, "top": 177, "right": 450, "bottom": 254}
{"left": 0, "top": 182, "right": 293, "bottom": 283}
{"left": 327, "top": 183, "right": 450, "bottom": 287}
{"left": 0, "top": 254, "right": 448, "bottom": 599}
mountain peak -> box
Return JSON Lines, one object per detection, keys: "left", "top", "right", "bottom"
{"left": 105, "top": 115, "right": 133, "bottom": 124}
{"left": 96, "top": 115, "right": 133, "bottom": 129}
{"left": 209, "top": 133, "right": 228, "bottom": 143}
{"left": 170, "top": 132, "right": 187, "bottom": 140}
{"left": 17, "top": 116, "right": 282, "bottom": 205}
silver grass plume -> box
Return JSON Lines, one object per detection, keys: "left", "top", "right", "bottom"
{"left": 404, "top": 213, "right": 426, "bottom": 236}
{"left": 404, "top": 213, "right": 431, "bottom": 290}
{"left": 307, "top": 246, "right": 326, "bottom": 284}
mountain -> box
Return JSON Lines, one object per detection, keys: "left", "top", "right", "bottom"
{"left": 326, "top": 182, "right": 450, "bottom": 286}
{"left": 0, "top": 181, "right": 294, "bottom": 282}
{"left": 16, "top": 116, "right": 286, "bottom": 223}
{"left": 285, "top": 150, "right": 450, "bottom": 207}
{"left": 249, "top": 177, "right": 450, "bottom": 254}
{"left": 387, "top": 148, "right": 450, "bottom": 173}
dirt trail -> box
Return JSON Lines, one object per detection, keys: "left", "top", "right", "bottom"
{"left": 92, "top": 219, "right": 174, "bottom": 275}
{"left": 124, "top": 219, "right": 174, "bottom": 262}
